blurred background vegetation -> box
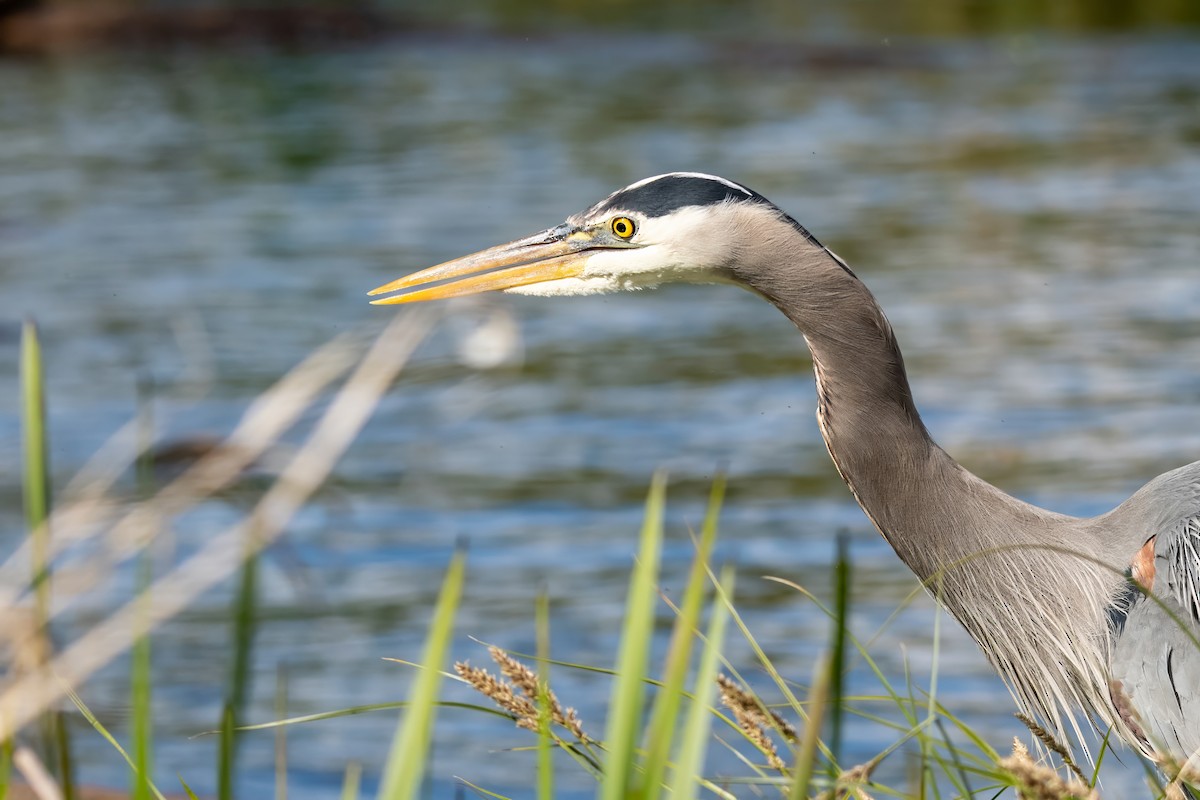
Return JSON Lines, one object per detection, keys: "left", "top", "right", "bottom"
{"left": 1, "top": 0, "right": 1199, "bottom": 51}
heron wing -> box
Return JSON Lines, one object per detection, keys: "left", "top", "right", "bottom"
{"left": 1111, "top": 509, "right": 1200, "bottom": 764}
{"left": 1108, "top": 485, "right": 1200, "bottom": 766}
{"left": 1110, "top": 598, "right": 1200, "bottom": 766}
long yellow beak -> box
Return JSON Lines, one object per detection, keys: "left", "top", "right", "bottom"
{"left": 369, "top": 225, "right": 595, "bottom": 305}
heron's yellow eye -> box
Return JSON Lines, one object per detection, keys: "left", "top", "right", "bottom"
{"left": 610, "top": 216, "right": 636, "bottom": 239}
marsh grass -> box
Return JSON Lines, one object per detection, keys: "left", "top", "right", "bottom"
{"left": 8, "top": 312, "right": 1198, "bottom": 800}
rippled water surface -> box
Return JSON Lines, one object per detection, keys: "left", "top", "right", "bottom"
{"left": 1, "top": 23, "right": 1199, "bottom": 798}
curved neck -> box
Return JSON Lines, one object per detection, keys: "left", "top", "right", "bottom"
{"left": 732, "top": 234, "right": 1141, "bottom": 749}
{"left": 734, "top": 239, "right": 1130, "bottom": 740}
{"left": 733, "top": 240, "right": 1083, "bottom": 579}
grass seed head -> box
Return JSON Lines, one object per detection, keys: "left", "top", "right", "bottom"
{"left": 455, "top": 660, "right": 538, "bottom": 731}
{"left": 999, "top": 737, "right": 1099, "bottom": 800}
{"left": 717, "top": 674, "right": 787, "bottom": 772}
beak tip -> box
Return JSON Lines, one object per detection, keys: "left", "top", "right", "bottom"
{"left": 366, "top": 228, "right": 585, "bottom": 306}
{"left": 368, "top": 278, "right": 412, "bottom": 297}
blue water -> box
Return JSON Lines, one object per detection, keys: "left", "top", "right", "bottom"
{"left": 1, "top": 26, "right": 1198, "bottom": 798}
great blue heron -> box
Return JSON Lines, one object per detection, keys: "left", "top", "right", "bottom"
{"left": 369, "top": 172, "right": 1200, "bottom": 771}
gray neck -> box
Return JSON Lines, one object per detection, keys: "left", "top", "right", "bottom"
{"left": 733, "top": 235, "right": 1132, "bottom": 748}
{"left": 735, "top": 241, "right": 1043, "bottom": 579}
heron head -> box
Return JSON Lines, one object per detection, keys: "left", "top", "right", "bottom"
{"left": 368, "top": 172, "right": 821, "bottom": 304}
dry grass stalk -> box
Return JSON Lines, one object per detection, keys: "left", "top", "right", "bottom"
{"left": 1164, "top": 782, "right": 1189, "bottom": 800}
{"left": 717, "top": 674, "right": 798, "bottom": 742}
{"left": 1150, "top": 744, "right": 1200, "bottom": 799}
{"left": 456, "top": 647, "right": 588, "bottom": 741}
{"left": 0, "top": 331, "right": 360, "bottom": 616}
{"left": 12, "top": 746, "right": 63, "bottom": 800}
{"left": 817, "top": 761, "right": 879, "bottom": 800}
{"left": 487, "top": 646, "right": 586, "bottom": 740}
{"left": 1000, "top": 738, "right": 1099, "bottom": 800}
{"left": 0, "top": 311, "right": 433, "bottom": 742}
{"left": 1160, "top": 760, "right": 1200, "bottom": 800}
{"left": 1016, "top": 712, "right": 1089, "bottom": 785}
{"left": 0, "top": 327, "right": 362, "bottom": 687}
{"left": 716, "top": 673, "right": 795, "bottom": 772}
{"left": 456, "top": 660, "right": 540, "bottom": 732}
{"left": 488, "top": 645, "right": 540, "bottom": 698}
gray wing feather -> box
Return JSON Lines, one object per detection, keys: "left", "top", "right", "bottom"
{"left": 1111, "top": 597, "right": 1200, "bottom": 761}
{"left": 1110, "top": 510, "right": 1200, "bottom": 763}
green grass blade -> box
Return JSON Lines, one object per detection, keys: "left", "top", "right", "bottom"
{"left": 933, "top": 718, "right": 973, "bottom": 796}
{"left": 828, "top": 534, "right": 849, "bottom": 774}
{"left": 1089, "top": 728, "right": 1112, "bottom": 786}
{"left": 21, "top": 319, "right": 51, "bottom": 625}
{"left": 21, "top": 319, "right": 68, "bottom": 792}
{"left": 671, "top": 565, "right": 735, "bottom": 800}
{"left": 922, "top": 581, "right": 946, "bottom": 800}
{"left": 0, "top": 736, "right": 9, "bottom": 800}
{"left": 377, "top": 548, "right": 467, "bottom": 800}
{"left": 535, "top": 592, "right": 553, "bottom": 800}
{"left": 64, "top": 686, "right": 167, "bottom": 800}
{"left": 339, "top": 763, "right": 361, "bottom": 800}
{"left": 454, "top": 779, "right": 516, "bottom": 799}
{"left": 178, "top": 775, "right": 201, "bottom": 800}
{"left": 601, "top": 471, "right": 666, "bottom": 800}
{"left": 640, "top": 476, "right": 724, "bottom": 798}
{"left": 705, "top": 568, "right": 829, "bottom": 766}
{"left": 133, "top": 380, "right": 155, "bottom": 800}
{"left": 234, "top": 700, "right": 519, "bottom": 734}
{"left": 230, "top": 551, "right": 259, "bottom": 717}
{"left": 218, "top": 702, "right": 235, "bottom": 800}
{"left": 275, "top": 666, "right": 288, "bottom": 800}
{"left": 132, "top": 553, "right": 154, "bottom": 800}
{"left": 53, "top": 711, "right": 75, "bottom": 800}
{"left": 789, "top": 656, "right": 830, "bottom": 800}
{"left": 220, "top": 548, "right": 259, "bottom": 800}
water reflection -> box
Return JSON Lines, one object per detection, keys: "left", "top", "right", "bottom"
{"left": 0, "top": 21, "right": 1198, "bottom": 798}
